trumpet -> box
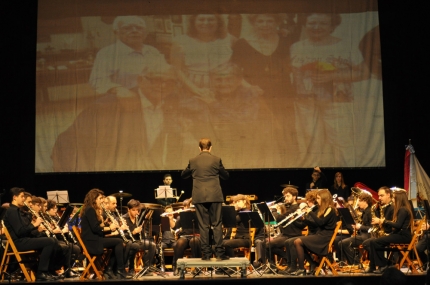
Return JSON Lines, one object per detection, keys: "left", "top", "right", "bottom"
{"left": 283, "top": 204, "right": 316, "bottom": 228}
{"left": 273, "top": 205, "right": 305, "bottom": 228}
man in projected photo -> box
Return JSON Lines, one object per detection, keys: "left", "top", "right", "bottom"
{"left": 89, "top": 16, "right": 168, "bottom": 97}
{"left": 177, "top": 62, "right": 274, "bottom": 169}
{"left": 51, "top": 67, "right": 182, "bottom": 172}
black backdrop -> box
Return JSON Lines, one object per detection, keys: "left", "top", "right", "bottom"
{"left": 1, "top": 0, "right": 429, "bottom": 204}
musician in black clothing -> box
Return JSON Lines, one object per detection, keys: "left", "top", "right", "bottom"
{"left": 304, "top": 166, "right": 327, "bottom": 196}
{"left": 367, "top": 189, "right": 413, "bottom": 274}
{"left": 222, "top": 195, "right": 265, "bottom": 267}
{"left": 172, "top": 198, "right": 201, "bottom": 276}
{"left": 3, "top": 187, "right": 58, "bottom": 281}
{"left": 267, "top": 187, "right": 305, "bottom": 267}
{"left": 362, "top": 186, "right": 394, "bottom": 273}
{"left": 338, "top": 191, "right": 373, "bottom": 265}
{"left": 122, "top": 199, "right": 156, "bottom": 276}
{"left": 102, "top": 195, "right": 133, "bottom": 278}
{"left": 80, "top": 189, "right": 128, "bottom": 279}
{"left": 46, "top": 199, "right": 80, "bottom": 278}
{"left": 280, "top": 189, "right": 319, "bottom": 275}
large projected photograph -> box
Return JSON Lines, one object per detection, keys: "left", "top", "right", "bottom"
{"left": 36, "top": 1, "right": 383, "bottom": 172}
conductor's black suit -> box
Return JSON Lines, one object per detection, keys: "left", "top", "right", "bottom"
{"left": 181, "top": 151, "right": 229, "bottom": 258}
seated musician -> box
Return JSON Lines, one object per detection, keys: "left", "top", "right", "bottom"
{"left": 338, "top": 191, "right": 372, "bottom": 266}
{"left": 292, "top": 189, "right": 338, "bottom": 276}
{"left": 122, "top": 199, "right": 156, "bottom": 276}
{"left": 45, "top": 199, "right": 80, "bottom": 278}
{"left": 332, "top": 196, "right": 354, "bottom": 262}
{"left": 102, "top": 195, "right": 133, "bottom": 278}
{"left": 222, "top": 195, "right": 265, "bottom": 270}
{"left": 367, "top": 189, "right": 413, "bottom": 274}
{"left": 416, "top": 221, "right": 430, "bottom": 266}
{"left": 280, "top": 189, "right": 319, "bottom": 275}
{"left": 3, "top": 187, "right": 58, "bottom": 281}
{"left": 80, "top": 188, "right": 129, "bottom": 279}
{"left": 266, "top": 187, "right": 305, "bottom": 268}
{"left": 172, "top": 198, "right": 201, "bottom": 276}
{"left": 362, "top": 186, "right": 394, "bottom": 273}
{"left": 159, "top": 205, "right": 177, "bottom": 272}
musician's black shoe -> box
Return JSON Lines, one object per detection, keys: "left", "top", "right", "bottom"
{"left": 103, "top": 269, "right": 117, "bottom": 279}
{"left": 36, "top": 272, "right": 56, "bottom": 281}
{"left": 202, "top": 255, "right": 212, "bottom": 260}
{"left": 291, "top": 269, "right": 306, "bottom": 276}
{"left": 373, "top": 265, "right": 389, "bottom": 274}
{"left": 216, "top": 255, "right": 230, "bottom": 261}
{"left": 252, "top": 261, "right": 262, "bottom": 268}
{"left": 115, "top": 269, "right": 132, "bottom": 279}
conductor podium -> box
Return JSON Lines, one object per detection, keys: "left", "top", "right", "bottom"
{"left": 176, "top": 257, "right": 250, "bottom": 279}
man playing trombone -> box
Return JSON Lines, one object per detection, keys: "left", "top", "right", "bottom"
{"left": 266, "top": 187, "right": 306, "bottom": 269}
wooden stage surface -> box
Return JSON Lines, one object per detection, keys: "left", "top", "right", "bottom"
{"left": 3, "top": 258, "right": 427, "bottom": 284}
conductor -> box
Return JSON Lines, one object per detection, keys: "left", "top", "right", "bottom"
{"left": 181, "top": 138, "right": 230, "bottom": 260}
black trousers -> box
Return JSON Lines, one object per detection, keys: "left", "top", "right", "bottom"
{"left": 128, "top": 239, "right": 156, "bottom": 269}
{"left": 369, "top": 233, "right": 411, "bottom": 267}
{"left": 339, "top": 234, "right": 369, "bottom": 264}
{"left": 100, "top": 237, "right": 124, "bottom": 270}
{"left": 266, "top": 235, "right": 289, "bottom": 263}
{"left": 15, "top": 237, "right": 57, "bottom": 272}
{"left": 173, "top": 236, "right": 201, "bottom": 265}
{"left": 194, "top": 202, "right": 224, "bottom": 257}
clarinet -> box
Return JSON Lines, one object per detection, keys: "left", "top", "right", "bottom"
{"left": 45, "top": 212, "right": 69, "bottom": 245}
{"left": 158, "top": 224, "right": 165, "bottom": 272}
{"left": 56, "top": 212, "right": 78, "bottom": 244}
{"left": 101, "top": 204, "right": 129, "bottom": 243}
{"left": 115, "top": 208, "right": 135, "bottom": 242}
{"left": 24, "top": 202, "right": 56, "bottom": 238}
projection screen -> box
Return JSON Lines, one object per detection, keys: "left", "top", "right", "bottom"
{"left": 35, "top": 0, "right": 384, "bottom": 172}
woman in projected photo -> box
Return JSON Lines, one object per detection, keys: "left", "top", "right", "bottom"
{"left": 290, "top": 13, "right": 367, "bottom": 167}
{"left": 170, "top": 14, "right": 236, "bottom": 103}
{"left": 231, "top": 14, "right": 293, "bottom": 98}
{"left": 231, "top": 14, "right": 297, "bottom": 164}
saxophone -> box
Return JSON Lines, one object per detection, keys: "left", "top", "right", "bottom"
{"left": 378, "top": 202, "right": 391, "bottom": 237}
{"left": 369, "top": 202, "right": 380, "bottom": 237}
{"left": 370, "top": 201, "right": 391, "bottom": 238}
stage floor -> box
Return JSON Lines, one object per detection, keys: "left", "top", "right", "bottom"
{"left": 4, "top": 262, "right": 426, "bottom": 285}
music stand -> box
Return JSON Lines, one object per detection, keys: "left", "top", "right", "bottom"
{"left": 254, "top": 202, "right": 277, "bottom": 274}
{"left": 222, "top": 206, "right": 237, "bottom": 228}
{"left": 337, "top": 208, "right": 360, "bottom": 270}
{"left": 58, "top": 206, "right": 74, "bottom": 228}
{"left": 155, "top": 186, "right": 177, "bottom": 206}
{"left": 47, "top": 190, "right": 69, "bottom": 204}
